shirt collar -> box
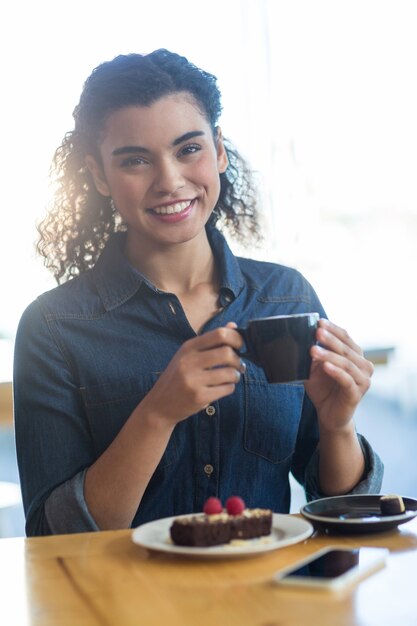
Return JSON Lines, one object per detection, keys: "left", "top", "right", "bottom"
{"left": 206, "top": 226, "right": 245, "bottom": 304}
{"left": 92, "top": 232, "right": 145, "bottom": 311}
{"left": 92, "top": 227, "right": 245, "bottom": 311}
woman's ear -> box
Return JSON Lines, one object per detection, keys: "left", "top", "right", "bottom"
{"left": 215, "top": 127, "right": 229, "bottom": 174}
{"left": 85, "top": 155, "right": 111, "bottom": 197}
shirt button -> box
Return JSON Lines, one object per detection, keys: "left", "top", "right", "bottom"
{"left": 205, "top": 405, "right": 216, "bottom": 416}
{"left": 204, "top": 464, "right": 214, "bottom": 477}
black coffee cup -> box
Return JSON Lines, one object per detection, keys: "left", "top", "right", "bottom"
{"left": 236, "top": 313, "right": 319, "bottom": 383}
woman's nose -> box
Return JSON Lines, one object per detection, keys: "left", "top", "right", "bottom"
{"left": 152, "top": 159, "right": 184, "bottom": 194}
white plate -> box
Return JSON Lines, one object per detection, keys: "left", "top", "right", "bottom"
{"left": 131, "top": 513, "right": 313, "bottom": 559}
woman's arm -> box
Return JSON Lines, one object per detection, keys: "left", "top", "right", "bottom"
{"left": 304, "top": 318, "right": 374, "bottom": 495}
{"left": 14, "top": 301, "right": 97, "bottom": 536}
{"left": 15, "top": 299, "right": 244, "bottom": 534}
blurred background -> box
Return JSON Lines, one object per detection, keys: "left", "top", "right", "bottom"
{"left": 1, "top": 0, "right": 416, "bottom": 535}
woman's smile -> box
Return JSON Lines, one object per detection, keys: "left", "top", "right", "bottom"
{"left": 147, "top": 198, "right": 195, "bottom": 221}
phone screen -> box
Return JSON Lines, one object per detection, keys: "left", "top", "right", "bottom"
{"left": 275, "top": 547, "right": 388, "bottom": 590}
{"left": 284, "top": 548, "right": 360, "bottom": 579}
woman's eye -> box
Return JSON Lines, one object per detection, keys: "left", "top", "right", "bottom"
{"left": 178, "top": 143, "right": 202, "bottom": 157}
{"left": 120, "top": 156, "right": 148, "bottom": 168}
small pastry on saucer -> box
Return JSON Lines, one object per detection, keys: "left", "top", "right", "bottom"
{"left": 379, "top": 494, "right": 406, "bottom": 516}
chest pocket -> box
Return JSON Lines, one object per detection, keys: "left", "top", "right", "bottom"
{"left": 81, "top": 375, "right": 178, "bottom": 469}
{"left": 243, "top": 362, "right": 304, "bottom": 464}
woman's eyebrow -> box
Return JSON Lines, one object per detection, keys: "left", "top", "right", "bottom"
{"left": 112, "top": 145, "right": 149, "bottom": 156}
{"left": 172, "top": 130, "right": 205, "bottom": 146}
{"left": 112, "top": 131, "right": 206, "bottom": 156}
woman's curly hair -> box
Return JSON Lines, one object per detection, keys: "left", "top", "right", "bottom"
{"left": 37, "top": 49, "right": 262, "bottom": 283}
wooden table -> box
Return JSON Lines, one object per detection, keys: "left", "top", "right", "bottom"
{"left": 0, "top": 381, "right": 13, "bottom": 426}
{"left": 1, "top": 517, "right": 417, "bottom": 626}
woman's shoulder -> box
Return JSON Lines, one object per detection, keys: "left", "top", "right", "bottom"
{"left": 236, "top": 255, "right": 324, "bottom": 311}
{"left": 21, "top": 270, "right": 99, "bottom": 322}
{"left": 237, "top": 255, "right": 308, "bottom": 285}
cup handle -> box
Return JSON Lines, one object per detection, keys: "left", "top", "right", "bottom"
{"left": 235, "top": 327, "right": 259, "bottom": 365}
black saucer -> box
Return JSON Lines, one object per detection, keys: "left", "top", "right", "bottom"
{"left": 301, "top": 494, "right": 417, "bottom": 534}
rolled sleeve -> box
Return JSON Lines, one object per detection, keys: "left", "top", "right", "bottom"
{"left": 45, "top": 469, "right": 100, "bottom": 534}
{"left": 304, "top": 434, "right": 384, "bottom": 501}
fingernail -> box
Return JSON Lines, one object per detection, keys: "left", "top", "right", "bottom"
{"left": 240, "top": 359, "right": 247, "bottom": 372}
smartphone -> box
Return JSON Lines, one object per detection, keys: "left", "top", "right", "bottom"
{"left": 273, "top": 547, "right": 388, "bottom": 592}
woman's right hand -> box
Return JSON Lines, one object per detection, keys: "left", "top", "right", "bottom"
{"left": 139, "top": 323, "right": 244, "bottom": 426}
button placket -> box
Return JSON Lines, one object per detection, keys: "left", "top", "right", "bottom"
{"left": 203, "top": 405, "right": 216, "bottom": 478}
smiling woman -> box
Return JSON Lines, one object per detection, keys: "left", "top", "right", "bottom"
{"left": 12, "top": 48, "right": 382, "bottom": 538}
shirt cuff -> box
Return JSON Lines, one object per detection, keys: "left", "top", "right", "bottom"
{"left": 45, "top": 468, "right": 100, "bottom": 534}
{"left": 304, "top": 433, "right": 384, "bottom": 502}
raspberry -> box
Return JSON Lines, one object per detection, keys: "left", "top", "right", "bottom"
{"left": 225, "top": 496, "right": 245, "bottom": 516}
{"left": 203, "top": 497, "right": 223, "bottom": 515}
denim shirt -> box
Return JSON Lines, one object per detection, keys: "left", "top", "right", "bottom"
{"left": 14, "top": 227, "right": 383, "bottom": 536}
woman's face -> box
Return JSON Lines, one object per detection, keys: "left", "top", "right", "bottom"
{"left": 86, "top": 93, "right": 228, "bottom": 251}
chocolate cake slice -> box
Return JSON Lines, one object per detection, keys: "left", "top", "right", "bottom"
{"left": 170, "top": 507, "right": 273, "bottom": 547}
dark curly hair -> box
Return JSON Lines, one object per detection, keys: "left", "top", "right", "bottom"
{"left": 37, "top": 49, "right": 262, "bottom": 283}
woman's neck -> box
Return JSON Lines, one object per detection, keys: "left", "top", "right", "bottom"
{"left": 125, "top": 229, "right": 217, "bottom": 296}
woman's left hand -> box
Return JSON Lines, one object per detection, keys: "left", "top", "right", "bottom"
{"left": 304, "top": 318, "right": 374, "bottom": 431}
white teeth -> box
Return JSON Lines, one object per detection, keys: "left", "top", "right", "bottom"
{"left": 152, "top": 201, "right": 190, "bottom": 215}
